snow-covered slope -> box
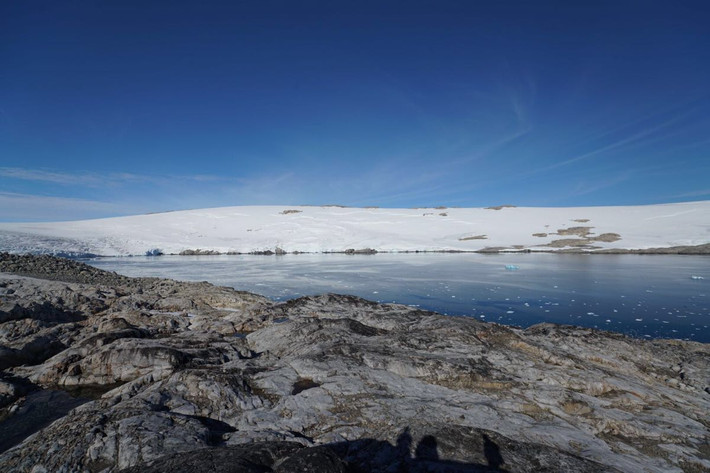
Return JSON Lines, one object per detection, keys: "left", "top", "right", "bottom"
{"left": 0, "top": 202, "right": 708, "bottom": 256}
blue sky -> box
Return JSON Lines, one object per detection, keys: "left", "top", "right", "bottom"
{"left": 1, "top": 1, "right": 709, "bottom": 221}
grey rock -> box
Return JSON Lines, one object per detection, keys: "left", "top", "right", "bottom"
{"left": 179, "top": 249, "right": 222, "bottom": 256}
{"left": 343, "top": 248, "right": 378, "bottom": 254}
{"left": 119, "top": 442, "right": 304, "bottom": 472}
{"left": 0, "top": 254, "right": 708, "bottom": 473}
{"left": 0, "top": 388, "right": 89, "bottom": 454}
{"left": 274, "top": 445, "right": 346, "bottom": 472}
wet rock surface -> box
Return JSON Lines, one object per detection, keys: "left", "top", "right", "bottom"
{"left": 0, "top": 253, "right": 708, "bottom": 472}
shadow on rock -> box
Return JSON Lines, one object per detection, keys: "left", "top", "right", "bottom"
{"left": 329, "top": 425, "right": 616, "bottom": 473}
{"left": 0, "top": 300, "right": 86, "bottom": 324}
{"left": 332, "top": 427, "right": 509, "bottom": 472}
{"left": 115, "top": 430, "right": 512, "bottom": 473}
{"left": 118, "top": 442, "right": 345, "bottom": 473}
{"left": 0, "top": 387, "right": 91, "bottom": 454}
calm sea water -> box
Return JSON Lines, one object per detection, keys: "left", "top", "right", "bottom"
{"left": 84, "top": 253, "right": 710, "bottom": 343}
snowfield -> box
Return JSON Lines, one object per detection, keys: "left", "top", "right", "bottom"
{"left": 0, "top": 202, "right": 708, "bottom": 256}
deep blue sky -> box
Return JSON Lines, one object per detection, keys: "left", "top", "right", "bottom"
{"left": 1, "top": 1, "right": 709, "bottom": 221}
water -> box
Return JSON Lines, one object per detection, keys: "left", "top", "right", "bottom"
{"left": 84, "top": 253, "right": 710, "bottom": 343}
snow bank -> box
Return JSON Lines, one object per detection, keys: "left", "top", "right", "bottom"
{"left": 0, "top": 202, "right": 708, "bottom": 256}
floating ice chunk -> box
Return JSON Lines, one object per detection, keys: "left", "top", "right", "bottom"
{"left": 505, "top": 265, "right": 520, "bottom": 271}
{"left": 691, "top": 275, "right": 704, "bottom": 280}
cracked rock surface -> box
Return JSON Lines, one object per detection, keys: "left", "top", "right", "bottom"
{"left": 0, "top": 253, "right": 708, "bottom": 472}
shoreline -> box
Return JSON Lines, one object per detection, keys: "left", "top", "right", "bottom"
{"left": 7, "top": 241, "right": 709, "bottom": 259}
{"left": 1, "top": 254, "right": 708, "bottom": 472}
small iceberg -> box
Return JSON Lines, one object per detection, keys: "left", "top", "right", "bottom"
{"left": 690, "top": 275, "right": 704, "bottom": 280}
{"left": 505, "top": 265, "right": 520, "bottom": 271}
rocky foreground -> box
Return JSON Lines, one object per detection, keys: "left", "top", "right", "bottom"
{"left": 0, "top": 254, "right": 708, "bottom": 472}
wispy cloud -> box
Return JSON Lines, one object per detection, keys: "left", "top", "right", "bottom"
{"left": 348, "top": 182, "right": 450, "bottom": 207}
{"left": 668, "top": 188, "right": 710, "bottom": 199}
{"left": 547, "top": 113, "right": 688, "bottom": 171}
{"left": 568, "top": 172, "right": 633, "bottom": 198}
{"left": 505, "top": 69, "right": 536, "bottom": 128}
{"left": 0, "top": 168, "right": 104, "bottom": 186}
{"left": 0, "top": 192, "right": 129, "bottom": 222}
{"left": 226, "top": 173, "right": 301, "bottom": 203}
{"left": 0, "top": 167, "right": 227, "bottom": 188}
{"left": 0, "top": 170, "right": 320, "bottom": 221}
{"left": 449, "top": 127, "right": 532, "bottom": 167}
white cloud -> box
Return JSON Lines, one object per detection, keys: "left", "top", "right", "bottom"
{"left": 0, "top": 192, "right": 129, "bottom": 222}
{"left": 568, "top": 173, "right": 633, "bottom": 198}
{"left": 548, "top": 116, "right": 687, "bottom": 170}
{"left": 669, "top": 188, "right": 710, "bottom": 199}
{"left": 0, "top": 167, "right": 104, "bottom": 186}
{"left": 0, "top": 170, "right": 314, "bottom": 221}
{"left": 0, "top": 167, "right": 227, "bottom": 188}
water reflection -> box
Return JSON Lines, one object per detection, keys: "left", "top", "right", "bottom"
{"left": 85, "top": 253, "right": 710, "bottom": 342}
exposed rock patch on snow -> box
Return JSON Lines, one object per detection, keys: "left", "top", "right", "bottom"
{"left": 0, "top": 254, "right": 708, "bottom": 472}
{"left": 0, "top": 201, "right": 708, "bottom": 256}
